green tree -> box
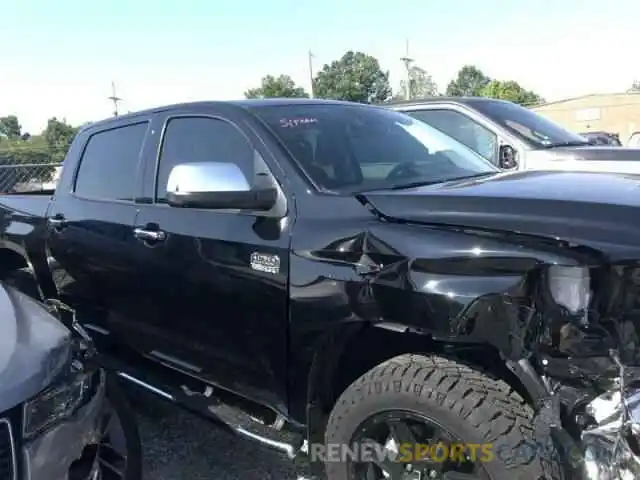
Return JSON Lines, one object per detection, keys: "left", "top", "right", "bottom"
{"left": 0, "top": 115, "right": 22, "bottom": 140}
{"left": 446, "top": 65, "right": 491, "bottom": 96}
{"left": 43, "top": 117, "right": 78, "bottom": 163}
{"left": 0, "top": 117, "right": 78, "bottom": 191}
{"left": 313, "top": 51, "right": 392, "bottom": 103}
{"left": 479, "top": 80, "right": 543, "bottom": 106}
{"left": 399, "top": 66, "right": 439, "bottom": 99}
{"left": 245, "top": 74, "right": 309, "bottom": 99}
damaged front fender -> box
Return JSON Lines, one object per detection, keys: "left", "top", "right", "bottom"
{"left": 291, "top": 214, "right": 640, "bottom": 477}
{"left": 289, "top": 218, "right": 582, "bottom": 413}
{"left": 294, "top": 221, "right": 590, "bottom": 361}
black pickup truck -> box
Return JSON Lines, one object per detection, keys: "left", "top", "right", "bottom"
{"left": 1, "top": 98, "right": 640, "bottom": 480}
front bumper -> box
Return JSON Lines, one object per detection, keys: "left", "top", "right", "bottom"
{"left": 22, "top": 369, "right": 105, "bottom": 480}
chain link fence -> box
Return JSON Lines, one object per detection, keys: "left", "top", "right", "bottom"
{"left": 0, "top": 150, "right": 63, "bottom": 194}
{"left": 0, "top": 162, "right": 62, "bottom": 193}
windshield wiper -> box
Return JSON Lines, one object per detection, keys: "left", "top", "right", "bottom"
{"left": 387, "top": 171, "right": 498, "bottom": 190}
{"left": 543, "top": 140, "right": 591, "bottom": 148}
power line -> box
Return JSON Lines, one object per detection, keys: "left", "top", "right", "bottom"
{"left": 107, "top": 81, "right": 123, "bottom": 117}
{"left": 400, "top": 39, "right": 414, "bottom": 100}
{"left": 308, "top": 51, "right": 315, "bottom": 98}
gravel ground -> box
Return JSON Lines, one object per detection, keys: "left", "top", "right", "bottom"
{"left": 128, "top": 390, "right": 310, "bottom": 480}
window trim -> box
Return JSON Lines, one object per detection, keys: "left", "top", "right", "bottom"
{"left": 71, "top": 120, "right": 150, "bottom": 204}
{"left": 150, "top": 113, "right": 287, "bottom": 218}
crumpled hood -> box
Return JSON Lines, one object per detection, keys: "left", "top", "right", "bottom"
{"left": 361, "top": 170, "right": 640, "bottom": 259}
{"left": 0, "top": 284, "right": 71, "bottom": 412}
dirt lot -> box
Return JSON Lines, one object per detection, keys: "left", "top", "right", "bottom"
{"left": 131, "top": 391, "right": 310, "bottom": 480}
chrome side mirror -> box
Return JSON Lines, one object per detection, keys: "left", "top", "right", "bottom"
{"left": 166, "top": 162, "right": 277, "bottom": 210}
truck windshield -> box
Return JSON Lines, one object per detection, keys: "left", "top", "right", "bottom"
{"left": 472, "top": 100, "right": 590, "bottom": 148}
{"left": 251, "top": 104, "right": 498, "bottom": 194}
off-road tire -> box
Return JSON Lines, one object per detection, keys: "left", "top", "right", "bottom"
{"left": 324, "top": 354, "right": 565, "bottom": 480}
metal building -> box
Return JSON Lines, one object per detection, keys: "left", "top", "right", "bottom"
{"left": 531, "top": 92, "right": 640, "bottom": 145}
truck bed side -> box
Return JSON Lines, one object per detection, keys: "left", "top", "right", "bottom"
{"left": 0, "top": 122, "right": 91, "bottom": 298}
{"left": 0, "top": 193, "right": 52, "bottom": 218}
{"left": 0, "top": 193, "right": 55, "bottom": 297}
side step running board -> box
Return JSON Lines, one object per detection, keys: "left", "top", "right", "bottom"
{"left": 117, "top": 372, "right": 173, "bottom": 401}
{"left": 114, "top": 370, "right": 305, "bottom": 460}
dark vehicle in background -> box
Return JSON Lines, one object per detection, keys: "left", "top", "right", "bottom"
{"left": 390, "top": 97, "right": 640, "bottom": 174}
{"left": 0, "top": 281, "right": 141, "bottom": 480}
{"left": 2, "top": 99, "right": 640, "bottom": 479}
{"left": 579, "top": 131, "right": 622, "bottom": 146}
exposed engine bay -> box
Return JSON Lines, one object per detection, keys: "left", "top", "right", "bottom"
{"left": 581, "top": 362, "right": 640, "bottom": 480}
{"left": 526, "top": 263, "right": 640, "bottom": 479}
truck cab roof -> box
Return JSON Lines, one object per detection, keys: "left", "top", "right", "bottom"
{"left": 79, "top": 98, "right": 363, "bottom": 133}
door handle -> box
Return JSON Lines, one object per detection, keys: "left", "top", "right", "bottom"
{"left": 133, "top": 227, "right": 166, "bottom": 242}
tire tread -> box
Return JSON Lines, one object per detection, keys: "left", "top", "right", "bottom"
{"left": 325, "top": 354, "right": 564, "bottom": 479}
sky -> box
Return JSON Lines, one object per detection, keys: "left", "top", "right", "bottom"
{"left": 3, "top": 0, "right": 639, "bottom": 134}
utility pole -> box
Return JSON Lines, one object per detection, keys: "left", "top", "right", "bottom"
{"left": 400, "top": 40, "right": 414, "bottom": 100}
{"left": 308, "top": 51, "right": 315, "bottom": 98}
{"left": 108, "top": 81, "right": 123, "bottom": 117}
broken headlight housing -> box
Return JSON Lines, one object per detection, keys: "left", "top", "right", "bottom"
{"left": 547, "top": 265, "right": 591, "bottom": 314}
{"left": 22, "top": 366, "right": 96, "bottom": 439}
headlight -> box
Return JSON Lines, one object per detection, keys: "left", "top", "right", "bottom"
{"left": 23, "top": 370, "right": 93, "bottom": 438}
{"left": 547, "top": 265, "right": 591, "bottom": 314}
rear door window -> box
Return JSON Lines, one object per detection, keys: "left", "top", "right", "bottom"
{"left": 74, "top": 122, "right": 148, "bottom": 201}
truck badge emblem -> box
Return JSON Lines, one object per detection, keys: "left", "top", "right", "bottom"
{"left": 250, "top": 252, "right": 280, "bottom": 274}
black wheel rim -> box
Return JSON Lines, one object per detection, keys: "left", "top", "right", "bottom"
{"left": 97, "top": 401, "right": 129, "bottom": 479}
{"left": 348, "top": 410, "right": 490, "bottom": 480}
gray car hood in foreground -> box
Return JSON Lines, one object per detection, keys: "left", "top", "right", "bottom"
{"left": 0, "top": 285, "right": 71, "bottom": 412}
